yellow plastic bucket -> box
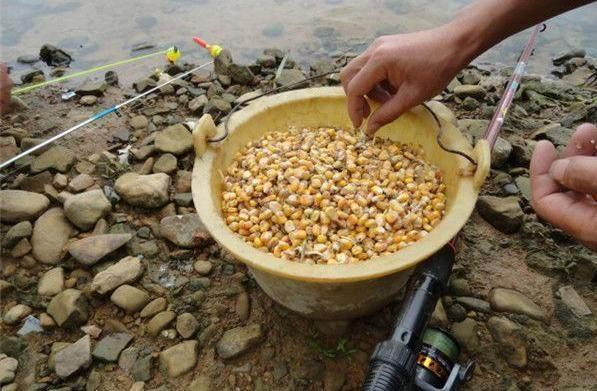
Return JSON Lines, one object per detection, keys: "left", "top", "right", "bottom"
{"left": 192, "top": 87, "right": 490, "bottom": 319}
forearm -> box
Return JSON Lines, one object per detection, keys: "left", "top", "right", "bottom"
{"left": 443, "top": 0, "right": 595, "bottom": 68}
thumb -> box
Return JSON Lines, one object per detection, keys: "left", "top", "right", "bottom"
{"left": 549, "top": 156, "right": 597, "bottom": 195}
{"left": 366, "top": 84, "right": 418, "bottom": 135}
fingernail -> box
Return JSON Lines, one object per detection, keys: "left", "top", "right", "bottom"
{"left": 549, "top": 159, "right": 569, "bottom": 182}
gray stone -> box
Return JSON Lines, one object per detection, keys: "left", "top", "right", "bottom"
{"left": 193, "top": 260, "right": 213, "bottom": 275}
{"left": 0, "top": 336, "right": 26, "bottom": 358}
{"left": 0, "top": 190, "right": 49, "bottom": 223}
{"left": 276, "top": 68, "right": 306, "bottom": 87}
{"left": 21, "top": 137, "right": 50, "bottom": 156}
{"left": 451, "top": 318, "right": 479, "bottom": 352}
{"left": 477, "top": 196, "right": 523, "bottom": 233}
{"left": 190, "top": 375, "right": 211, "bottom": 391}
{"left": 176, "top": 313, "right": 199, "bottom": 338}
{"left": 449, "top": 278, "right": 471, "bottom": 296}
{"left": 132, "top": 354, "right": 153, "bottom": 382}
{"left": 130, "top": 115, "right": 149, "bottom": 130}
{"left": 91, "top": 256, "right": 144, "bottom": 294}
{"left": 430, "top": 301, "right": 450, "bottom": 328}
{"left": 0, "top": 136, "right": 18, "bottom": 162}
{"left": 491, "top": 137, "right": 512, "bottom": 168}
{"left": 30, "top": 146, "right": 75, "bottom": 173}
{"left": 38, "top": 267, "right": 64, "bottom": 296}
{"left": 67, "top": 174, "right": 94, "bottom": 192}
{"left": 205, "top": 97, "right": 232, "bottom": 116}
{"left": 3, "top": 221, "right": 32, "bottom": 248}
{"left": 455, "top": 297, "right": 491, "bottom": 313}
{"left": 92, "top": 333, "right": 134, "bottom": 362}
{"left": 3, "top": 304, "right": 32, "bottom": 325}
{"left": 76, "top": 80, "right": 107, "bottom": 96}
{"left": 152, "top": 153, "right": 177, "bottom": 174}
{"left": 0, "top": 355, "right": 18, "bottom": 385}
{"left": 461, "top": 96, "right": 479, "bottom": 111}
{"left": 10, "top": 238, "right": 31, "bottom": 257}
{"left": 140, "top": 298, "right": 167, "bottom": 318}
{"left": 159, "top": 214, "right": 207, "bottom": 248}
{"left": 487, "top": 316, "right": 527, "bottom": 368}
{"left": 229, "top": 64, "right": 255, "bottom": 85}
{"left": 80, "top": 95, "right": 97, "bottom": 106}
{"left": 558, "top": 285, "right": 591, "bottom": 317}
{"left": 159, "top": 340, "right": 198, "bottom": 378}
{"left": 54, "top": 335, "right": 91, "bottom": 378}
{"left": 31, "top": 208, "right": 73, "bottom": 264}
{"left": 154, "top": 124, "right": 192, "bottom": 155}
{"left": 17, "top": 54, "right": 39, "bottom": 64}
{"left": 53, "top": 173, "right": 68, "bottom": 188}
{"left": 115, "top": 172, "right": 170, "bottom": 208}
{"left": 118, "top": 346, "right": 139, "bottom": 373}
{"left": 489, "top": 288, "right": 547, "bottom": 321}
{"left": 173, "top": 192, "right": 193, "bottom": 206}
{"left": 457, "top": 119, "right": 489, "bottom": 140}
{"left": 19, "top": 171, "right": 53, "bottom": 193}
{"left": 64, "top": 189, "right": 112, "bottom": 230}
{"left": 216, "top": 324, "right": 263, "bottom": 359}
{"left": 514, "top": 176, "right": 531, "bottom": 202}
{"left": 68, "top": 234, "right": 132, "bottom": 266}
{"left": 110, "top": 285, "right": 150, "bottom": 313}
{"left": 87, "top": 369, "right": 102, "bottom": 391}
{"left": 147, "top": 311, "right": 176, "bottom": 336}
{"left": 188, "top": 95, "right": 209, "bottom": 113}
{"left": 454, "top": 85, "right": 486, "bottom": 99}
{"left": 47, "top": 289, "right": 90, "bottom": 327}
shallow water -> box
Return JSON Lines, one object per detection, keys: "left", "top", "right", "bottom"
{"left": 1, "top": 0, "right": 596, "bottom": 84}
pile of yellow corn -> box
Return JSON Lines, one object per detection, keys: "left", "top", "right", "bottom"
{"left": 221, "top": 127, "right": 446, "bottom": 264}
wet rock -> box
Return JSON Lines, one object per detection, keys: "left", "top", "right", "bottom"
{"left": 0, "top": 136, "right": 18, "bottom": 161}
{"left": 39, "top": 44, "right": 72, "bottom": 66}
{"left": 154, "top": 124, "right": 192, "bottom": 155}
{"left": 461, "top": 68, "right": 482, "bottom": 85}
{"left": 31, "top": 208, "right": 73, "bottom": 264}
{"left": 68, "top": 234, "right": 133, "bottom": 266}
{"left": 147, "top": 311, "right": 176, "bottom": 336}
{"left": 0, "top": 354, "right": 18, "bottom": 385}
{"left": 557, "top": 285, "right": 591, "bottom": 317}
{"left": 3, "top": 221, "right": 32, "bottom": 248}
{"left": 491, "top": 137, "right": 512, "bottom": 168}
{"left": 447, "top": 303, "right": 467, "bottom": 322}
{"left": 159, "top": 340, "right": 198, "bottom": 378}
{"left": 47, "top": 289, "right": 90, "bottom": 327}
{"left": 514, "top": 176, "right": 531, "bottom": 202}
{"left": 110, "top": 285, "right": 150, "bottom": 313}
{"left": 30, "top": 145, "right": 75, "bottom": 173}
{"left": 276, "top": 68, "right": 306, "bottom": 87}
{"left": 54, "top": 335, "right": 91, "bottom": 378}
{"left": 487, "top": 316, "right": 527, "bottom": 368}
{"left": 543, "top": 125, "right": 573, "bottom": 146}
{"left": 92, "top": 333, "right": 134, "bottom": 362}
{"left": 0, "top": 190, "right": 49, "bottom": 223}
{"left": 64, "top": 189, "right": 111, "bottom": 230}
{"left": 229, "top": 64, "right": 255, "bottom": 85}
{"left": 173, "top": 192, "right": 193, "bottom": 206}
{"left": 454, "top": 84, "right": 486, "bottom": 99}
{"left": 38, "top": 267, "right": 64, "bottom": 296}
{"left": 216, "top": 324, "right": 263, "bottom": 359}
{"left": 152, "top": 153, "right": 177, "bottom": 174}
{"left": 140, "top": 298, "right": 167, "bottom": 318}
{"left": 91, "top": 256, "right": 143, "bottom": 294}
{"left": 489, "top": 288, "right": 547, "bottom": 321}
{"left": 509, "top": 136, "right": 534, "bottom": 167}
{"left": 176, "top": 313, "right": 199, "bottom": 338}
{"left": 0, "top": 336, "right": 26, "bottom": 358}
{"left": 79, "top": 95, "right": 97, "bottom": 105}
{"left": 105, "top": 70, "right": 118, "bottom": 86}
{"left": 477, "top": 196, "right": 523, "bottom": 233}
{"left": 132, "top": 354, "right": 153, "bottom": 382}
{"left": 553, "top": 48, "right": 585, "bottom": 66}
{"left": 10, "top": 238, "right": 31, "bottom": 257}
{"left": 67, "top": 174, "right": 94, "bottom": 192}
{"left": 449, "top": 278, "right": 471, "bottom": 296}
{"left": 3, "top": 304, "right": 32, "bottom": 325}
{"left": 455, "top": 297, "right": 491, "bottom": 313}
{"left": 114, "top": 172, "right": 170, "bottom": 208}
{"left": 451, "top": 318, "right": 479, "bottom": 352}
{"left": 21, "top": 70, "right": 44, "bottom": 83}
{"left": 188, "top": 95, "right": 208, "bottom": 113}
{"left": 258, "top": 54, "right": 276, "bottom": 68}
{"left": 159, "top": 214, "right": 207, "bottom": 248}
{"left": 193, "top": 260, "right": 213, "bottom": 275}
{"left": 214, "top": 49, "right": 233, "bottom": 76}
{"left": 118, "top": 346, "right": 139, "bottom": 373}
{"left": 133, "top": 78, "right": 157, "bottom": 93}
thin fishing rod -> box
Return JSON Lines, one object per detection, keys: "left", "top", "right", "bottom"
{"left": 484, "top": 23, "right": 545, "bottom": 149}
{"left": 12, "top": 47, "right": 181, "bottom": 95}
{"left": 0, "top": 60, "right": 213, "bottom": 173}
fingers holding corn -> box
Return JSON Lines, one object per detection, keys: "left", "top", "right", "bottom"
{"left": 221, "top": 127, "right": 446, "bottom": 264}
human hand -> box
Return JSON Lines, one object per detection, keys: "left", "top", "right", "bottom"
{"left": 0, "top": 63, "right": 14, "bottom": 115}
{"left": 530, "top": 123, "right": 597, "bottom": 250}
{"left": 340, "top": 26, "right": 469, "bottom": 135}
